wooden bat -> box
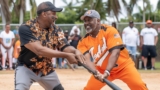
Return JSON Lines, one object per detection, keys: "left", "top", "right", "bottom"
{"left": 78, "top": 61, "right": 121, "bottom": 90}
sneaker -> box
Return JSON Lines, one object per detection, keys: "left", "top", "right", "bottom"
{"left": 151, "top": 67, "right": 156, "bottom": 70}
{"left": 144, "top": 67, "right": 147, "bottom": 70}
{"left": 2, "top": 68, "right": 6, "bottom": 71}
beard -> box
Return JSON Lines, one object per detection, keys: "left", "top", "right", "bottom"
{"left": 86, "top": 28, "right": 93, "bottom": 33}
{"left": 85, "top": 25, "right": 93, "bottom": 33}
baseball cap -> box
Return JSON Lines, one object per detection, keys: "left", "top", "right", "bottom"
{"left": 146, "top": 20, "right": 152, "bottom": 24}
{"left": 37, "top": 1, "right": 63, "bottom": 15}
{"left": 81, "top": 10, "right": 100, "bottom": 20}
{"left": 129, "top": 21, "right": 134, "bottom": 24}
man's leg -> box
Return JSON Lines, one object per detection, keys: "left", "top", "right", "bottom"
{"left": 126, "top": 46, "right": 132, "bottom": 54}
{"left": 141, "top": 45, "right": 148, "bottom": 70}
{"left": 38, "top": 71, "right": 64, "bottom": 90}
{"left": 117, "top": 62, "right": 148, "bottom": 90}
{"left": 1, "top": 47, "right": 7, "bottom": 70}
{"left": 131, "top": 46, "right": 137, "bottom": 60}
{"left": 15, "top": 66, "right": 37, "bottom": 90}
{"left": 151, "top": 58, "right": 155, "bottom": 69}
{"left": 143, "top": 57, "right": 148, "bottom": 70}
{"left": 8, "top": 47, "right": 13, "bottom": 70}
{"left": 149, "top": 45, "right": 157, "bottom": 70}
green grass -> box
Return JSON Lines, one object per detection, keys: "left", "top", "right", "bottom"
{"left": 155, "top": 61, "right": 160, "bottom": 68}
{"left": 138, "top": 61, "right": 160, "bottom": 73}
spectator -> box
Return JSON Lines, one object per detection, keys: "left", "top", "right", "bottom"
{"left": 70, "top": 25, "right": 80, "bottom": 35}
{"left": 63, "top": 30, "right": 69, "bottom": 68}
{"left": 0, "top": 24, "right": 15, "bottom": 70}
{"left": 122, "top": 21, "right": 139, "bottom": 60}
{"left": 69, "top": 29, "right": 82, "bottom": 48}
{"left": 69, "top": 28, "right": 82, "bottom": 68}
{"left": 13, "top": 34, "right": 20, "bottom": 69}
{"left": 140, "top": 20, "right": 158, "bottom": 70}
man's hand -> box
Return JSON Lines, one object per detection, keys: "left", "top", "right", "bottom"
{"left": 94, "top": 71, "right": 108, "bottom": 82}
{"left": 65, "top": 53, "right": 77, "bottom": 64}
{"left": 75, "top": 49, "right": 86, "bottom": 64}
{"left": 4, "top": 46, "right": 10, "bottom": 49}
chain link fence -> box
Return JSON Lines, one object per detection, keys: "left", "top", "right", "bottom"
{"left": 0, "top": 22, "right": 160, "bottom": 60}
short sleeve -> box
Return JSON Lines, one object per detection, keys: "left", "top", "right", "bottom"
{"left": 77, "top": 39, "right": 89, "bottom": 55}
{"left": 56, "top": 28, "right": 69, "bottom": 46}
{"left": 0, "top": 31, "right": 3, "bottom": 38}
{"left": 106, "top": 27, "right": 124, "bottom": 52}
{"left": 19, "top": 25, "right": 38, "bottom": 46}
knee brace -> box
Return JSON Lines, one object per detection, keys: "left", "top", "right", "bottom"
{"left": 53, "top": 84, "right": 64, "bottom": 90}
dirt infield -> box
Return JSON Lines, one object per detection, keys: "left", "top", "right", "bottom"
{"left": 0, "top": 68, "right": 160, "bottom": 90}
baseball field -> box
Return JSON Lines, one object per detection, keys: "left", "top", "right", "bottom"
{"left": 0, "top": 62, "right": 160, "bottom": 90}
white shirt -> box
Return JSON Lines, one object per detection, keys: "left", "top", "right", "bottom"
{"left": 122, "top": 26, "right": 140, "bottom": 46}
{"left": 140, "top": 27, "right": 158, "bottom": 45}
{"left": 0, "top": 30, "right": 15, "bottom": 47}
{"left": 70, "top": 26, "right": 80, "bottom": 35}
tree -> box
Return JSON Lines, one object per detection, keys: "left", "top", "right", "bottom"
{"left": 105, "top": 0, "right": 121, "bottom": 22}
{"left": 0, "top": 0, "right": 10, "bottom": 24}
{"left": 29, "top": 0, "right": 37, "bottom": 19}
{"left": 75, "top": 0, "right": 107, "bottom": 22}
{"left": 121, "top": 0, "right": 138, "bottom": 21}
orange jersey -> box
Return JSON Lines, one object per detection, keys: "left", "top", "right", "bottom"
{"left": 13, "top": 40, "right": 21, "bottom": 58}
{"left": 77, "top": 24, "right": 130, "bottom": 71}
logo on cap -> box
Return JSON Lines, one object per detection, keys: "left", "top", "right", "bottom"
{"left": 86, "top": 10, "right": 92, "bottom": 15}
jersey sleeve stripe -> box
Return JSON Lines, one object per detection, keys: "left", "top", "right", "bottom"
{"left": 108, "top": 44, "right": 125, "bottom": 52}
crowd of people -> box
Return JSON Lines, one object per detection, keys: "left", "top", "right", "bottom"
{"left": 0, "top": 24, "right": 83, "bottom": 70}
{"left": 0, "top": 1, "right": 156, "bottom": 90}
{"left": 0, "top": 20, "right": 158, "bottom": 71}
{"left": 122, "top": 20, "right": 158, "bottom": 70}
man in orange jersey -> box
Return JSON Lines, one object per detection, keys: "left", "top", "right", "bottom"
{"left": 77, "top": 10, "right": 148, "bottom": 90}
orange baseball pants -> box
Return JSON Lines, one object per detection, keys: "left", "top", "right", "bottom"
{"left": 84, "top": 61, "right": 148, "bottom": 90}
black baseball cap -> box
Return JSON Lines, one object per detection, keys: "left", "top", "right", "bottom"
{"left": 129, "top": 21, "right": 134, "bottom": 24}
{"left": 37, "top": 1, "right": 63, "bottom": 15}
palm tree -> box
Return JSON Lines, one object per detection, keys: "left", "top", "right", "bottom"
{"left": 121, "top": 0, "right": 138, "bottom": 21}
{"left": 75, "top": 0, "right": 107, "bottom": 21}
{"left": 0, "top": 0, "right": 10, "bottom": 24}
{"left": 29, "top": 0, "right": 37, "bottom": 19}
{"left": 105, "top": 0, "right": 121, "bottom": 22}
{"left": 10, "top": 0, "right": 37, "bottom": 23}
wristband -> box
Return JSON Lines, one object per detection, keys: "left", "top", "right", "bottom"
{"left": 104, "top": 70, "right": 110, "bottom": 76}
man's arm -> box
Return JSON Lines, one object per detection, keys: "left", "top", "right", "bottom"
{"left": 62, "top": 45, "right": 86, "bottom": 64}
{"left": 9, "top": 38, "right": 15, "bottom": 48}
{"left": 0, "top": 38, "right": 7, "bottom": 49}
{"left": 140, "top": 36, "right": 143, "bottom": 48}
{"left": 106, "top": 49, "right": 120, "bottom": 71}
{"left": 155, "top": 36, "right": 158, "bottom": 45}
{"left": 84, "top": 53, "right": 96, "bottom": 71}
{"left": 25, "top": 41, "right": 68, "bottom": 58}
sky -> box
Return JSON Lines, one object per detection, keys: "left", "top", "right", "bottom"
{"left": 26, "top": 0, "right": 159, "bottom": 23}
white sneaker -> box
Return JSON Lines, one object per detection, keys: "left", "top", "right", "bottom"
{"left": 144, "top": 68, "right": 147, "bottom": 70}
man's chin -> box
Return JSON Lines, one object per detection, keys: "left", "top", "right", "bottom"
{"left": 86, "top": 29, "right": 92, "bottom": 33}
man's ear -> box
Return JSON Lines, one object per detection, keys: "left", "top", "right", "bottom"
{"left": 97, "top": 19, "right": 100, "bottom": 23}
{"left": 41, "top": 12, "right": 46, "bottom": 17}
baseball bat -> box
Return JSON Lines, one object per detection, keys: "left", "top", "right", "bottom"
{"left": 78, "top": 61, "right": 121, "bottom": 90}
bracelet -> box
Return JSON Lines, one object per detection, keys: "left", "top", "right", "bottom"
{"left": 104, "top": 70, "right": 110, "bottom": 76}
